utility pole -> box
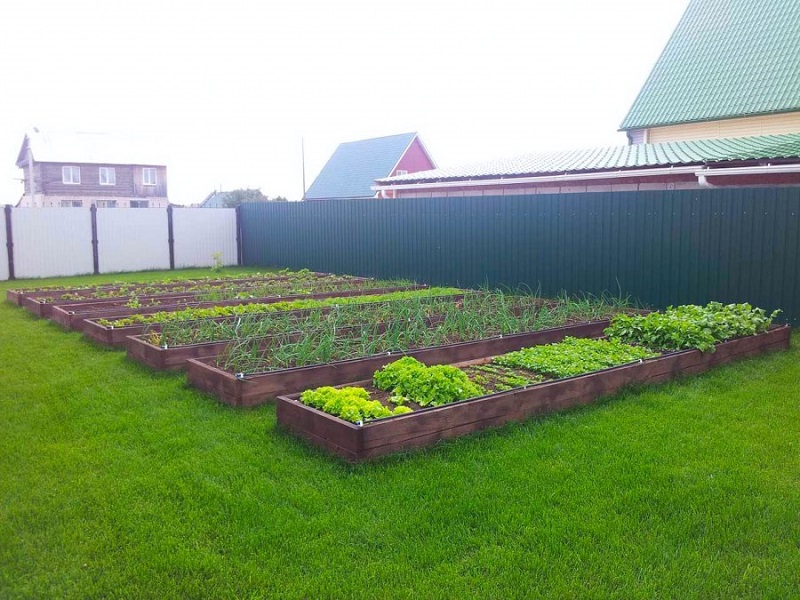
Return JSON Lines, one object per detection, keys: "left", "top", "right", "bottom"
{"left": 301, "top": 137, "right": 306, "bottom": 201}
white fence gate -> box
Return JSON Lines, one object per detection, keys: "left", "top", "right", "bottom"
{"left": 1, "top": 206, "right": 239, "bottom": 281}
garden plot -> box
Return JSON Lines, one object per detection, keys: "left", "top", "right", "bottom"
{"left": 84, "top": 287, "right": 455, "bottom": 346}
{"left": 52, "top": 280, "right": 423, "bottom": 331}
{"left": 16, "top": 270, "right": 331, "bottom": 317}
{"left": 126, "top": 291, "right": 467, "bottom": 369}
{"left": 275, "top": 303, "right": 790, "bottom": 461}
{"left": 186, "top": 294, "right": 632, "bottom": 406}
{"left": 5, "top": 270, "right": 312, "bottom": 306}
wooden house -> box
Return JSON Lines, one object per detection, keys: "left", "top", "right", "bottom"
{"left": 15, "top": 129, "right": 169, "bottom": 208}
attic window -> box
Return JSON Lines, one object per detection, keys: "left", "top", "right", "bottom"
{"left": 62, "top": 166, "right": 80, "bottom": 184}
{"left": 395, "top": 169, "right": 408, "bottom": 176}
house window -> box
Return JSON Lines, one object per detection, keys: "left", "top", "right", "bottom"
{"left": 99, "top": 167, "right": 116, "bottom": 185}
{"left": 130, "top": 200, "right": 149, "bottom": 208}
{"left": 395, "top": 169, "right": 408, "bottom": 176}
{"left": 62, "top": 166, "right": 81, "bottom": 184}
{"left": 96, "top": 200, "right": 117, "bottom": 208}
{"left": 142, "top": 168, "right": 157, "bottom": 186}
{"left": 60, "top": 199, "right": 83, "bottom": 208}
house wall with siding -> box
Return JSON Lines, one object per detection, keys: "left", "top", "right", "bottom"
{"left": 392, "top": 138, "right": 435, "bottom": 176}
{"left": 632, "top": 111, "right": 800, "bottom": 144}
{"left": 393, "top": 172, "right": 800, "bottom": 198}
{"left": 18, "top": 162, "right": 168, "bottom": 207}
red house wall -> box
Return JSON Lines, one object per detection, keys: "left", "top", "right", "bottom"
{"left": 391, "top": 137, "right": 435, "bottom": 176}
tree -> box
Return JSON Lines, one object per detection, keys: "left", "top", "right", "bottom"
{"left": 222, "top": 188, "right": 270, "bottom": 208}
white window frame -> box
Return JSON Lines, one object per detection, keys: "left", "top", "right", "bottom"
{"left": 99, "top": 167, "right": 116, "bottom": 186}
{"left": 130, "top": 200, "right": 149, "bottom": 208}
{"left": 60, "top": 199, "right": 82, "bottom": 208}
{"left": 395, "top": 169, "right": 408, "bottom": 176}
{"left": 62, "top": 166, "right": 81, "bottom": 185}
{"left": 142, "top": 167, "right": 157, "bottom": 186}
{"left": 96, "top": 199, "right": 117, "bottom": 208}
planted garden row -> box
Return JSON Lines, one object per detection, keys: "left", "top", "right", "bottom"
{"left": 186, "top": 300, "right": 628, "bottom": 407}
{"left": 85, "top": 287, "right": 456, "bottom": 346}
{"left": 28, "top": 274, "right": 398, "bottom": 321}
{"left": 274, "top": 302, "right": 789, "bottom": 461}
{"left": 127, "top": 292, "right": 470, "bottom": 369}
{"left": 8, "top": 269, "right": 327, "bottom": 307}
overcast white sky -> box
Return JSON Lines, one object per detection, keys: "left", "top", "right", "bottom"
{"left": 0, "top": 0, "right": 687, "bottom": 204}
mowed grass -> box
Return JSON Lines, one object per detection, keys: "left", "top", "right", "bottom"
{"left": 0, "top": 269, "right": 798, "bottom": 599}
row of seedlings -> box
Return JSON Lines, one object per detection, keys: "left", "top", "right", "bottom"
{"left": 49, "top": 275, "right": 423, "bottom": 331}
{"left": 86, "top": 287, "right": 460, "bottom": 346}
{"left": 16, "top": 269, "right": 332, "bottom": 317}
{"left": 276, "top": 302, "right": 789, "bottom": 460}
{"left": 126, "top": 289, "right": 467, "bottom": 369}
{"left": 5, "top": 268, "right": 319, "bottom": 306}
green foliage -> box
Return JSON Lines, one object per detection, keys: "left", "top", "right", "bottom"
{"left": 374, "top": 357, "right": 485, "bottom": 407}
{"left": 98, "top": 287, "right": 462, "bottom": 328}
{"left": 222, "top": 188, "right": 271, "bottom": 208}
{"left": 211, "top": 252, "right": 224, "bottom": 272}
{"left": 299, "top": 386, "right": 396, "bottom": 423}
{"left": 605, "top": 302, "right": 780, "bottom": 352}
{"left": 494, "top": 337, "right": 659, "bottom": 379}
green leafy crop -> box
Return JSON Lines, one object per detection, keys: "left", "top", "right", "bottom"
{"left": 299, "top": 386, "right": 411, "bottom": 424}
{"left": 604, "top": 302, "right": 780, "bottom": 352}
{"left": 493, "top": 337, "right": 658, "bottom": 379}
{"left": 373, "top": 357, "right": 485, "bottom": 407}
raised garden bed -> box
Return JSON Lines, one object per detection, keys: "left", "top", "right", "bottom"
{"left": 126, "top": 315, "right": 454, "bottom": 370}
{"left": 54, "top": 284, "right": 425, "bottom": 332}
{"left": 186, "top": 320, "right": 613, "bottom": 407}
{"left": 275, "top": 325, "right": 792, "bottom": 461}
{"left": 26, "top": 274, "right": 376, "bottom": 320}
{"left": 82, "top": 285, "right": 441, "bottom": 346}
{"left": 12, "top": 271, "right": 332, "bottom": 312}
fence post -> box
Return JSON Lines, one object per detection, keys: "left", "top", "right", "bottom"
{"left": 167, "top": 204, "right": 175, "bottom": 270}
{"left": 4, "top": 205, "right": 14, "bottom": 280}
{"left": 235, "top": 205, "right": 243, "bottom": 266}
{"left": 90, "top": 204, "right": 100, "bottom": 275}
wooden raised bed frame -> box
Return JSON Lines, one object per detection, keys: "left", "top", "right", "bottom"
{"left": 55, "top": 284, "right": 425, "bottom": 332}
{"left": 186, "top": 319, "right": 613, "bottom": 407}
{"left": 14, "top": 272, "right": 336, "bottom": 315}
{"left": 126, "top": 312, "right": 458, "bottom": 371}
{"left": 275, "top": 326, "right": 792, "bottom": 461}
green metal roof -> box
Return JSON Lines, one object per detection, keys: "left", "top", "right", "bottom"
{"left": 305, "top": 133, "right": 417, "bottom": 199}
{"left": 620, "top": 0, "right": 800, "bottom": 130}
{"left": 377, "top": 133, "right": 800, "bottom": 183}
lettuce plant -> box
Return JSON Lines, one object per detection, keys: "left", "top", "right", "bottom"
{"left": 374, "top": 357, "right": 485, "bottom": 407}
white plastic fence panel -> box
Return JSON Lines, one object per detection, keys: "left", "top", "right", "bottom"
{"left": 172, "top": 208, "right": 237, "bottom": 268}
{"left": 0, "top": 210, "right": 8, "bottom": 281}
{"left": 12, "top": 208, "right": 94, "bottom": 279}
{"left": 96, "top": 208, "right": 170, "bottom": 273}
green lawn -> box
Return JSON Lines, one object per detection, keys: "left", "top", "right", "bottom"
{"left": 0, "top": 269, "right": 798, "bottom": 599}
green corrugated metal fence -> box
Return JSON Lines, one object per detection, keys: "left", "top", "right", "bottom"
{"left": 240, "top": 188, "right": 800, "bottom": 324}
